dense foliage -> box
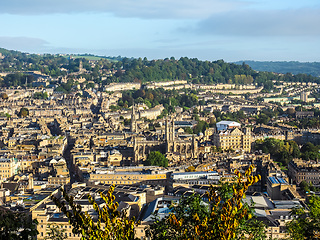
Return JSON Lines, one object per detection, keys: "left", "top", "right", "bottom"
{"left": 286, "top": 195, "right": 320, "bottom": 239}
{"left": 33, "top": 92, "right": 48, "bottom": 99}
{"left": 18, "top": 107, "right": 29, "bottom": 117}
{"left": 51, "top": 185, "right": 138, "bottom": 240}
{"left": 0, "top": 211, "right": 38, "bottom": 240}
{"left": 145, "top": 193, "right": 210, "bottom": 239}
{"left": 52, "top": 166, "right": 263, "bottom": 240}
{"left": 45, "top": 224, "right": 67, "bottom": 240}
{"left": 1, "top": 48, "right": 320, "bottom": 92}
{"left": 213, "top": 110, "right": 247, "bottom": 123}
{"left": 112, "top": 88, "right": 199, "bottom": 117}
{"left": 254, "top": 138, "right": 320, "bottom": 166}
{"left": 1, "top": 73, "right": 35, "bottom": 87}
{"left": 193, "top": 120, "right": 209, "bottom": 134}
{"left": 299, "top": 181, "right": 320, "bottom": 193}
{"left": 147, "top": 166, "right": 264, "bottom": 240}
{"left": 109, "top": 58, "right": 256, "bottom": 84}
{"left": 286, "top": 116, "right": 320, "bottom": 129}
{"left": 300, "top": 142, "right": 320, "bottom": 161}
{"left": 254, "top": 138, "right": 300, "bottom": 166}
{"left": 144, "top": 151, "right": 168, "bottom": 167}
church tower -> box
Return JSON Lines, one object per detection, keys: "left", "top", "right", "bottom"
{"left": 166, "top": 117, "right": 175, "bottom": 153}
{"left": 131, "top": 104, "right": 137, "bottom": 133}
{"left": 171, "top": 118, "right": 175, "bottom": 141}
{"left": 165, "top": 117, "right": 170, "bottom": 142}
{"left": 133, "top": 136, "right": 139, "bottom": 164}
{"left": 192, "top": 135, "right": 198, "bottom": 159}
{"left": 79, "top": 60, "right": 83, "bottom": 73}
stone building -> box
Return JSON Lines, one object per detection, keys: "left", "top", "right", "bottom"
{"left": 89, "top": 169, "right": 169, "bottom": 186}
{"left": 0, "top": 158, "right": 20, "bottom": 181}
{"left": 288, "top": 158, "right": 320, "bottom": 185}
{"left": 266, "top": 176, "right": 295, "bottom": 200}
{"left": 213, "top": 121, "right": 252, "bottom": 152}
{"left": 133, "top": 117, "right": 198, "bottom": 163}
{"left": 107, "top": 149, "right": 123, "bottom": 166}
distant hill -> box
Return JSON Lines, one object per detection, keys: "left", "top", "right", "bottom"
{"left": 233, "top": 61, "right": 320, "bottom": 77}
{"left": 0, "top": 48, "right": 122, "bottom": 62}
{"left": 0, "top": 47, "right": 319, "bottom": 87}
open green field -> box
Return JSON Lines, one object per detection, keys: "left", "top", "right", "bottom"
{"left": 67, "top": 55, "right": 119, "bottom": 62}
{"left": 70, "top": 55, "right": 104, "bottom": 60}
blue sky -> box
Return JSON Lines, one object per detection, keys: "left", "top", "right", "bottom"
{"left": 0, "top": 0, "right": 319, "bottom": 62}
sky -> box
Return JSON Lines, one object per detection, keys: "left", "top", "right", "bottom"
{"left": 0, "top": 0, "right": 319, "bottom": 62}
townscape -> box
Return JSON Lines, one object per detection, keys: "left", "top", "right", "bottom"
{"left": 1, "top": 49, "right": 320, "bottom": 239}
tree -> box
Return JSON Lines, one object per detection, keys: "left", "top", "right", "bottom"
{"left": 184, "top": 127, "right": 193, "bottom": 134}
{"left": 286, "top": 195, "right": 320, "bottom": 239}
{"left": 51, "top": 166, "right": 264, "bottom": 240}
{"left": 299, "top": 180, "right": 310, "bottom": 193}
{"left": 286, "top": 108, "right": 296, "bottom": 117}
{"left": 0, "top": 211, "right": 38, "bottom": 239}
{"left": 145, "top": 193, "right": 210, "bottom": 239}
{"left": 301, "top": 142, "right": 318, "bottom": 153}
{"left": 301, "top": 142, "right": 320, "bottom": 161}
{"left": 0, "top": 93, "right": 8, "bottom": 100}
{"left": 146, "top": 166, "right": 263, "bottom": 240}
{"left": 51, "top": 185, "right": 138, "bottom": 240}
{"left": 185, "top": 166, "right": 196, "bottom": 172}
{"left": 254, "top": 138, "right": 301, "bottom": 166}
{"left": 45, "top": 224, "right": 67, "bottom": 240}
{"left": 18, "top": 107, "right": 29, "bottom": 117}
{"left": 256, "top": 113, "right": 270, "bottom": 125}
{"left": 33, "top": 92, "right": 48, "bottom": 99}
{"left": 144, "top": 151, "right": 168, "bottom": 167}
{"left": 193, "top": 121, "right": 208, "bottom": 134}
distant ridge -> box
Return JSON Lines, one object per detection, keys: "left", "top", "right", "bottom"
{"left": 233, "top": 60, "right": 320, "bottom": 77}
{"left": 0, "top": 47, "right": 319, "bottom": 85}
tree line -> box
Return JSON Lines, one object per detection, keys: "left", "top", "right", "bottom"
{"left": 1, "top": 48, "right": 320, "bottom": 93}
{"left": 254, "top": 138, "right": 320, "bottom": 166}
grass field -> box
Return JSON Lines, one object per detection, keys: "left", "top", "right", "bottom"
{"left": 67, "top": 55, "right": 119, "bottom": 62}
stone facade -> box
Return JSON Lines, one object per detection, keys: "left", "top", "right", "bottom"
{"left": 213, "top": 125, "right": 252, "bottom": 152}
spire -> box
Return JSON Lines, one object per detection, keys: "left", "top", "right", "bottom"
{"left": 79, "top": 60, "right": 83, "bottom": 73}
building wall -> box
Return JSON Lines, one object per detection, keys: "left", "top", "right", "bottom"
{"left": 288, "top": 159, "right": 320, "bottom": 185}
{"left": 0, "top": 158, "right": 19, "bottom": 180}
{"left": 90, "top": 172, "right": 168, "bottom": 185}
{"left": 213, "top": 128, "right": 251, "bottom": 152}
{"left": 104, "top": 83, "right": 141, "bottom": 92}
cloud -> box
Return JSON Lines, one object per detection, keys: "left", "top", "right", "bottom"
{"left": 0, "top": 0, "right": 246, "bottom": 19}
{"left": 193, "top": 8, "right": 320, "bottom": 36}
{"left": 0, "top": 36, "right": 49, "bottom": 52}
